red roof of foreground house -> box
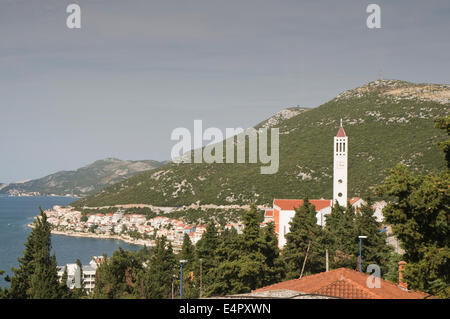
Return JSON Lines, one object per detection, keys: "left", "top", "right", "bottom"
{"left": 273, "top": 199, "right": 332, "bottom": 212}
{"left": 253, "top": 268, "right": 428, "bottom": 299}
{"left": 336, "top": 126, "right": 346, "bottom": 137}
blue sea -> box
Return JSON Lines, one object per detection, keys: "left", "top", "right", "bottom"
{"left": 0, "top": 195, "right": 141, "bottom": 287}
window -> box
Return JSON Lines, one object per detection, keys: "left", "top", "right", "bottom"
{"left": 338, "top": 179, "right": 343, "bottom": 184}
{"left": 338, "top": 192, "right": 343, "bottom": 197}
{"left": 343, "top": 142, "right": 345, "bottom": 152}
{"left": 283, "top": 226, "right": 286, "bottom": 235}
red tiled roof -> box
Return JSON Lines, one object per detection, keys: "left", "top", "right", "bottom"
{"left": 349, "top": 197, "right": 361, "bottom": 205}
{"left": 274, "top": 199, "right": 332, "bottom": 212}
{"left": 253, "top": 268, "right": 428, "bottom": 299}
{"left": 265, "top": 210, "right": 273, "bottom": 217}
{"left": 336, "top": 126, "right": 346, "bottom": 137}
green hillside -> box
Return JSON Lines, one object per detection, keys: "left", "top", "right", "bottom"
{"left": 1, "top": 158, "right": 164, "bottom": 197}
{"left": 72, "top": 79, "right": 449, "bottom": 207}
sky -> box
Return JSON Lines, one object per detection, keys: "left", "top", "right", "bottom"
{"left": 0, "top": 0, "right": 449, "bottom": 183}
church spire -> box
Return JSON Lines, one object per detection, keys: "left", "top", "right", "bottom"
{"left": 336, "top": 120, "right": 346, "bottom": 137}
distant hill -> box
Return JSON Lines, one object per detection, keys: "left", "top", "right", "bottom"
{"left": 0, "top": 158, "right": 164, "bottom": 197}
{"left": 73, "top": 79, "right": 449, "bottom": 207}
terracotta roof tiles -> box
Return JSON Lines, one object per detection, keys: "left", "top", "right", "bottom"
{"left": 253, "top": 268, "right": 428, "bottom": 299}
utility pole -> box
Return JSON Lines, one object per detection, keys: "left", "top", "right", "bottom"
{"left": 300, "top": 241, "right": 311, "bottom": 279}
{"left": 325, "top": 249, "right": 329, "bottom": 272}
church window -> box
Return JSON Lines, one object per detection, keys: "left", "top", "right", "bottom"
{"left": 338, "top": 192, "right": 343, "bottom": 197}
{"left": 343, "top": 142, "right": 345, "bottom": 152}
{"left": 338, "top": 179, "right": 343, "bottom": 184}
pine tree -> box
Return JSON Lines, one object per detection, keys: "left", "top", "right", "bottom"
{"left": 195, "top": 222, "right": 218, "bottom": 294}
{"left": 59, "top": 266, "right": 72, "bottom": 299}
{"left": 260, "top": 221, "right": 285, "bottom": 285}
{"left": 207, "top": 205, "right": 284, "bottom": 295}
{"left": 136, "top": 237, "right": 177, "bottom": 299}
{"left": 9, "top": 208, "right": 62, "bottom": 299}
{"left": 354, "top": 201, "right": 393, "bottom": 275}
{"left": 323, "top": 203, "right": 358, "bottom": 270}
{"left": 179, "top": 233, "right": 199, "bottom": 298}
{"left": 282, "top": 198, "right": 324, "bottom": 279}
{"left": 72, "top": 259, "right": 86, "bottom": 298}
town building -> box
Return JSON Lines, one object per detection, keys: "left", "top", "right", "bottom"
{"left": 57, "top": 256, "right": 104, "bottom": 293}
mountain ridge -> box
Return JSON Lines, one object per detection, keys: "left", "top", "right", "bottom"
{"left": 1, "top": 158, "right": 165, "bottom": 197}
{"left": 68, "top": 79, "right": 449, "bottom": 207}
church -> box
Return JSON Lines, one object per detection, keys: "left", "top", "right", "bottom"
{"left": 264, "top": 121, "right": 365, "bottom": 248}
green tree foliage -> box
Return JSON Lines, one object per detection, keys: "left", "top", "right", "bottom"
{"left": 376, "top": 117, "right": 450, "bottom": 298}
{"left": 8, "top": 208, "right": 63, "bottom": 299}
{"left": 354, "top": 201, "right": 393, "bottom": 275}
{"left": 205, "top": 204, "right": 283, "bottom": 296}
{"left": 196, "top": 222, "right": 219, "bottom": 275}
{"left": 178, "top": 234, "right": 199, "bottom": 299}
{"left": 0, "top": 270, "right": 8, "bottom": 299}
{"left": 93, "top": 248, "right": 144, "bottom": 299}
{"left": 322, "top": 203, "right": 357, "bottom": 270}
{"left": 322, "top": 201, "right": 393, "bottom": 275}
{"left": 434, "top": 116, "right": 450, "bottom": 168}
{"left": 282, "top": 199, "right": 324, "bottom": 278}
{"left": 135, "top": 237, "right": 177, "bottom": 299}
{"left": 59, "top": 266, "right": 72, "bottom": 299}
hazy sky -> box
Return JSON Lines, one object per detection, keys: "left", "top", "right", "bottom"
{"left": 0, "top": 0, "right": 449, "bottom": 182}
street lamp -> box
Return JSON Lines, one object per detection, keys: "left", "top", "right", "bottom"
{"left": 199, "top": 258, "right": 203, "bottom": 298}
{"left": 358, "top": 236, "right": 367, "bottom": 272}
{"left": 179, "top": 259, "right": 187, "bottom": 299}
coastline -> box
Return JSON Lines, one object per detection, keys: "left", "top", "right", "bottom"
{"left": 27, "top": 223, "right": 156, "bottom": 248}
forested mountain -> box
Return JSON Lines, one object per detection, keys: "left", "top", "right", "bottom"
{"left": 73, "top": 79, "right": 449, "bottom": 207}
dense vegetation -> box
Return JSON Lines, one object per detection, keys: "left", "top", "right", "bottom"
{"left": 375, "top": 116, "right": 450, "bottom": 298}
{"left": 73, "top": 80, "right": 449, "bottom": 208}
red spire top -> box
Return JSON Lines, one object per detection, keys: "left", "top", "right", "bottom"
{"left": 336, "top": 119, "right": 346, "bottom": 137}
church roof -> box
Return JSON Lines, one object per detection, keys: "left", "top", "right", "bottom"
{"left": 336, "top": 125, "right": 346, "bottom": 137}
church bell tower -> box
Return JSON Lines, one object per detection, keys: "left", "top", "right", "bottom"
{"left": 333, "top": 119, "right": 348, "bottom": 207}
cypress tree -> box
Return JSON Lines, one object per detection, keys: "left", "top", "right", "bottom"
{"left": 72, "top": 259, "right": 86, "bottom": 298}
{"left": 59, "top": 266, "right": 72, "bottom": 299}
